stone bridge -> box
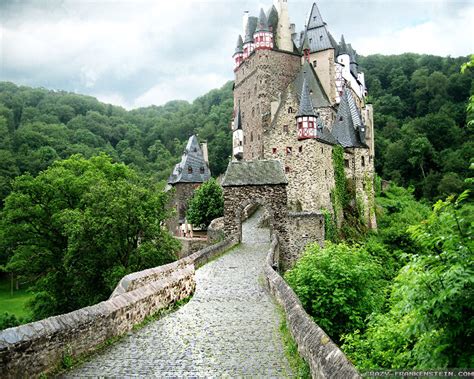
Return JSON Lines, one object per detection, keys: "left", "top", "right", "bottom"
{"left": 1, "top": 207, "right": 359, "bottom": 378}
{"left": 66, "top": 208, "right": 292, "bottom": 377}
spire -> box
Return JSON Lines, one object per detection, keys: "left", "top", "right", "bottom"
{"left": 234, "top": 107, "right": 242, "bottom": 130}
{"left": 244, "top": 22, "right": 254, "bottom": 44}
{"left": 296, "top": 78, "right": 316, "bottom": 117}
{"left": 339, "top": 35, "right": 349, "bottom": 55}
{"left": 235, "top": 35, "right": 244, "bottom": 54}
{"left": 255, "top": 8, "right": 269, "bottom": 32}
{"left": 306, "top": 2, "right": 326, "bottom": 29}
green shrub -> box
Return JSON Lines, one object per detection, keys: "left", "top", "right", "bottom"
{"left": 285, "top": 242, "right": 386, "bottom": 343}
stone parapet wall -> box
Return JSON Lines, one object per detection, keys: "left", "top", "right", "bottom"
{"left": 207, "top": 217, "right": 225, "bottom": 244}
{"left": 0, "top": 237, "right": 236, "bottom": 378}
{"left": 177, "top": 237, "right": 209, "bottom": 259}
{"left": 286, "top": 212, "right": 325, "bottom": 267}
{"left": 264, "top": 234, "right": 360, "bottom": 379}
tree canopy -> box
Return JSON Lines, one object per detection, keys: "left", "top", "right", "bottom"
{"left": 0, "top": 154, "right": 179, "bottom": 320}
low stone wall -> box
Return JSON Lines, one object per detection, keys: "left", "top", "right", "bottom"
{"left": 0, "top": 237, "right": 236, "bottom": 378}
{"left": 177, "top": 237, "right": 209, "bottom": 259}
{"left": 263, "top": 234, "right": 360, "bottom": 379}
{"left": 207, "top": 217, "right": 225, "bottom": 244}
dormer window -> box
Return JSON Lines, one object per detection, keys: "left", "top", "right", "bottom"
{"left": 188, "top": 166, "right": 193, "bottom": 174}
{"left": 200, "top": 167, "right": 205, "bottom": 174}
{"left": 193, "top": 148, "right": 197, "bottom": 152}
{"left": 313, "top": 60, "right": 317, "bottom": 67}
{"left": 320, "top": 35, "right": 323, "bottom": 41}
{"left": 339, "top": 116, "right": 343, "bottom": 121}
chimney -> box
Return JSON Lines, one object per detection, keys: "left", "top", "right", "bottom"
{"left": 201, "top": 141, "right": 209, "bottom": 166}
{"left": 243, "top": 11, "right": 249, "bottom": 37}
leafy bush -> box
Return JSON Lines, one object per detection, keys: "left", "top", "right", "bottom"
{"left": 285, "top": 242, "right": 386, "bottom": 343}
{"left": 186, "top": 178, "right": 224, "bottom": 228}
{"left": 342, "top": 190, "right": 474, "bottom": 369}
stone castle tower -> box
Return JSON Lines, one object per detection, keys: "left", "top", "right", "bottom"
{"left": 231, "top": 0, "right": 376, "bottom": 228}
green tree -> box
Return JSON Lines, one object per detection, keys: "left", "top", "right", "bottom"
{"left": 186, "top": 178, "right": 224, "bottom": 228}
{"left": 0, "top": 154, "right": 179, "bottom": 319}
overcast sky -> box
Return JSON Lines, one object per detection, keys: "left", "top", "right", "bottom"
{"left": 1, "top": 0, "right": 473, "bottom": 109}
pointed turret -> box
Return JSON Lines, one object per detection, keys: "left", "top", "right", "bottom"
{"left": 338, "top": 35, "right": 349, "bottom": 56}
{"left": 232, "top": 107, "right": 244, "bottom": 160}
{"left": 256, "top": 8, "right": 269, "bottom": 32}
{"left": 296, "top": 78, "right": 316, "bottom": 117}
{"left": 243, "top": 16, "right": 258, "bottom": 58}
{"left": 254, "top": 8, "right": 274, "bottom": 51}
{"left": 233, "top": 35, "right": 244, "bottom": 69}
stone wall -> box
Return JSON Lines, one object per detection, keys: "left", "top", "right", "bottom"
{"left": 286, "top": 212, "right": 325, "bottom": 267}
{"left": 223, "top": 184, "right": 290, "bottom": 266}
{"left": 176, "top": 237, "right": 208, "bottom": 259}
{"left": 263, "top": 88, "right": 336, "bottom": 213}
{"left": 0, "top": 238, "right": 236, "bottom": 378}
{"left": 264, "top": 234, "right": 360, "bottom": 379}
{"left": 166, "top": 183, "right": 200, "bottom": 236}
{"left": 234, "top": 49, "right": 301, "bottom": 160}
{"left": 207, "top": 217, "right": 224, "bottom": 244}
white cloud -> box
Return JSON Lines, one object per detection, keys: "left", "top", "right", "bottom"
{"left": 1, "top": 0, "right": 473, "bottom": 109}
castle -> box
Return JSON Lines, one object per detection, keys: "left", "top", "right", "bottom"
{"left": 230, "top": 0, "right": 376, "bottom": 229}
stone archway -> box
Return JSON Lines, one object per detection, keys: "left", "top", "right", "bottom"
{"left": 221, "top": 160, "right": 289, "bottom": 257}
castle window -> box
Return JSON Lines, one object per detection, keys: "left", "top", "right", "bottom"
{"left": 239, "top": 141, "right": 242, "bottom": 146}
{"left": 285, "top": 166, "right": 290, "bottom": 173}
{"left": 250, "top": 132, "right": 253, "bottom": 142}
{"left": 320, "top": 35, "right": 323, "bottom": 41}
{"left": 313, "top": 60, "right": 317, "bottom": 67}
{"left": 344, "top": 159, "right": 349, "bottom": 168}
{"left": 288, "top": 107, "right": 293, "bottom": 113}
{"left": 361, "top": 156, "right": 365, "bottom": 167}
{"left": 321, "top": 147, "right": 323, "bottom": 153}
{"left": 298, "top": 121, "right": 303, "bottom": 129}
{"left": 339, "top": 116, "right": 343, "bottom": 121}
{"left": 325, "top": 169, "right": 327, "bottom": 178}
{"left": 200, "top": 167, "right": 205, "bottom": 174}
{"left": 284, "top": 125, "right": 289, "bottom": 133}
{"left": 258, "top": 134, "right": 260, "bottom": 141}
{"left": 272, "top": 147, "right": 277, "bottom": 154}
{"left": 252, "top": 108, "right": 255, "bottom": 117}
{"left": 308, "top": 120, "right": 314, "bottom": 128}
{"left": 298, "top": 146, "right": 303, "bottom": 153}
{"left": 188, "top": 166, "right": 193, "bottom": 174}
{"left": 286, "top": 146, "right": 292, "bottom": 155}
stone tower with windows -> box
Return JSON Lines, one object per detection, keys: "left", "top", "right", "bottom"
{"left": 230, "top": 0, "right": 376, "bottom": 229}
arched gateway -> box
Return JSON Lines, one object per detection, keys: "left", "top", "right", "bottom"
{"left": 221, "top": 160, "right": 289, "bottom": 257}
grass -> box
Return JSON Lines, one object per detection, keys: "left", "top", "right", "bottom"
{"left": 278, "top": 307, "right": 311, "bottom": 378}
{"left": 0, "top": 274, "right": 33, "bottom": 319}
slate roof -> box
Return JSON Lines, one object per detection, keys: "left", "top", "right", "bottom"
{"left": 293, "top": 60, "right": 331, "bottom": 108}
{"left": 168, "top": 135, "right": 211, "bottom": 184}
{"left": 306, "top": 2, "right": 325, "bottom": 29}
{"left": 267, "top": 5, "right": 278, "bottom": 33}
{"left": 244, "top": 16, "right": 258, "bottom": 44}
{"left": 301, "top": 3, "right": 333, "bottom": 52}
{"left": 222, "top": 160, "right": 287, "bottom": 187}
{"left": 256, "top": 8, "right": 269, "bottom": 32}
{"left": 296, "top": 78, "right": 316, "bottom": 117}
{"left": 332, "top": 88, "right": 367, "bottom": 148}
{"left": 317, "top": 117, "right": 337, "bottom": 145}
{"left": 235, "top": 35, "right": 243, "bottom": 54}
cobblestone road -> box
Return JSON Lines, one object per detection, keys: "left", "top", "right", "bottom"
{"left": 67, "top": 209, "right": 292, "bottom": 377}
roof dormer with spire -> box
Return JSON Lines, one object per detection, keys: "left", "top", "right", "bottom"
{"left": 253, "top": 8, "right": 274, "bottom": 51}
